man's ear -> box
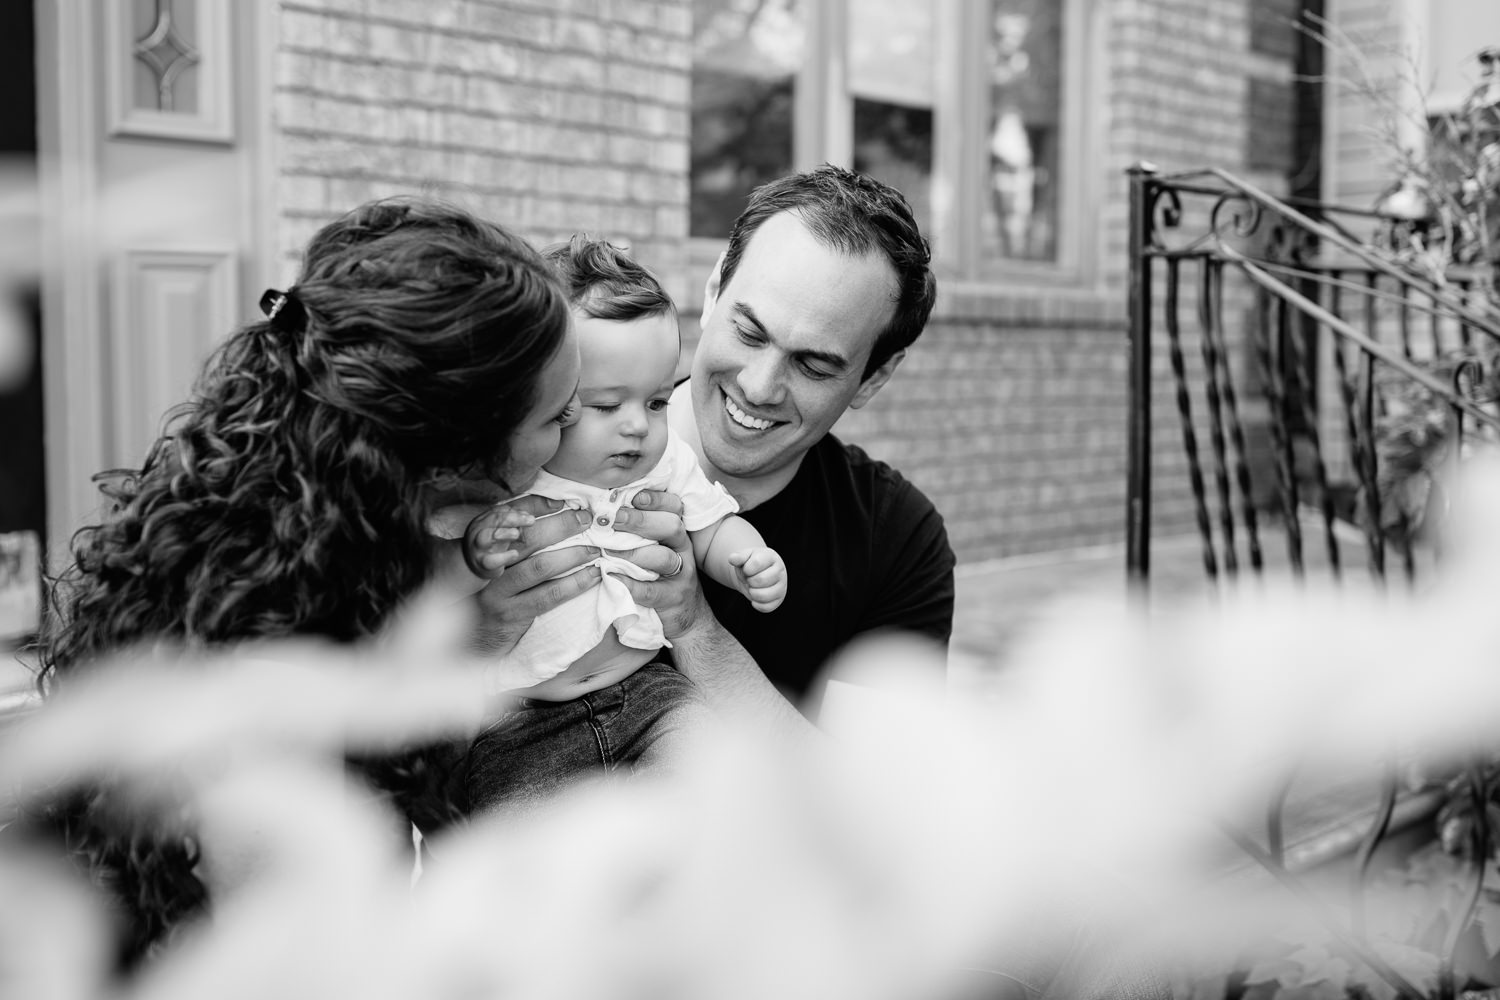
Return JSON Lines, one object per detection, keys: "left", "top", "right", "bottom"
{"left": 849, "top": 349, "right": 906, "bottom": 410}
{"left": 700, "top": 251, "right": 726, "bottom": 329}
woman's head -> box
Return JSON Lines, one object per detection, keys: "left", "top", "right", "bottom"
{"left": 48, "top": 196, "right": 576, "bottom": 664}
{"left": 287, "top": 197, "right": 576, "bottom": 491}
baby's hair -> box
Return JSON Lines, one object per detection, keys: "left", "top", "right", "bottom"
{"left": 541, "top": 234, "right": 676, "bottom": 324}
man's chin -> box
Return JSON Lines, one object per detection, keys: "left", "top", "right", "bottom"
{"left": 702, "top": 435, "right": 778, "bottom": 483}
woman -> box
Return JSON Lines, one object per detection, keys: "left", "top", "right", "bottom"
{"left": 27, "top": 196, "right": 584, "bottom": 967}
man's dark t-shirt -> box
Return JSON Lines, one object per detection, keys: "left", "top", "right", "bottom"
{"left": 699, "top": 432, "right": 956, "bottom": 706}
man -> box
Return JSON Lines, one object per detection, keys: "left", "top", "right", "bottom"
{"left": 668, "top": 164, "right": 954, "bottom": 712}
{"left": 473, "top": 165, "right": 954, "bottom": 731}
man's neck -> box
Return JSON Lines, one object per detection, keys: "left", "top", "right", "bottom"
{"left": 670, "top": 381, "right": 803, "bottom": 511}
{"left": 702, "top": 458, "right": 801, "bottom": 512}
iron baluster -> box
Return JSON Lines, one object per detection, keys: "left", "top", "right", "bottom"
{"left": 1165, "top": 259, "right": 1219, "bottom": 581}
{"left": 1197, "top": 259, "right": 1239, "bottom": 576}
{"left": 1211, "top": 259, "right": 1264, "bottom": 573}
{"left": 1253, "top": 287, "right": 1305, "bottom": 577}
{"left": 1126, "top": 163, "right": 1158, "bottom": 590}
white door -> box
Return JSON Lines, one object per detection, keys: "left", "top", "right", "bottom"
{"left": 35, "top": 0, "right": 275, "bottom": 564}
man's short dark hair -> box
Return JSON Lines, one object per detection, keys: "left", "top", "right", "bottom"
{"left": 717, "top": 164, "right": 938, "bottom": 380}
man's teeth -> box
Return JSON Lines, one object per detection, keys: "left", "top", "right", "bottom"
{"left": 725, "top": 396, "right": 774, "bottom": 430}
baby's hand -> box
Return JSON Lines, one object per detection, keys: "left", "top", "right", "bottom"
{"left": 727, "top": 548, "right": 787, "bottom": 613}
{"left": 462, "top": 504, "right": 538, "bottom": 580}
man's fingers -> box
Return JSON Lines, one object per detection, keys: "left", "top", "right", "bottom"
{"left": 629, "top": 489, "right": 685, "bottom": 517}
{"left": 509, "top": 563, "right": 602, "bottom": 618}
{"left": 477, "top": 560, "right": 601, "bottom": 619}
{"left": 618, "top": 543, "right": 692, "bottom": 581}
{"left": 508, "top": 506, "right": 592, "bottom": 560}
{"left": 618, "top": 576, "right": 678, "bottom": 612}
{"left": 613, "top": 507, "right": 689, "bottom": 549}
{"left": 486, "top": 543, "right": 600, "bottom": 600}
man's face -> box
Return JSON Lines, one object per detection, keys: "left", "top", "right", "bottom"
{"left": 691, "top": 212, "right": 903, "bottom": 486}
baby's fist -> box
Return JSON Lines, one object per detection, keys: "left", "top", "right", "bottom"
{"left": 727, "top": 547, "right": 787, "bottom": 613}
{"left": 462, "top": 504, "right": 535, "bottom": 579}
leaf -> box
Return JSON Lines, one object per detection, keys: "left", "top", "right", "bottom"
{"left": 1348, "top": 940, "right": 1442, "bottom": 1000}
{"left": 1284, "top": 946, "right": 1351, "bottom": 993}
{"left": 1381, "top": 941, "right": 1442, "bottom": 993}
{"left": 1246, "top": 957, "right": 1301, "bottom": 987}
{"left": 1477, "top": 896, "right": 1500, "bottom": 959}
{"left": 1274, "top": 983, "right": 1346, "bottom": 1000}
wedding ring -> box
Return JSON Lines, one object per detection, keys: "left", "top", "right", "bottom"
{"left": 663, "top": 551, "right": 685, "bottom": 578}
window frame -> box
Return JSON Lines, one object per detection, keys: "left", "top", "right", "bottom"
{"left": 687, "top": 0, "right": 1106, "bottom": 296}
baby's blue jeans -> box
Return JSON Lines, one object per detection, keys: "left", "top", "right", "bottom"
{"left": 465, "top": 660, "right": 707, "bottom": 814}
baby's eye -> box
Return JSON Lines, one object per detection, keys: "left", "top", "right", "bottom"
{"left": 647, "top": 398, "right": 670, "bottom": 412}
{"left": 554, "top": 398, "right": 580, "bottom": 426}
{"left": 590, "top": 403, "right": 620, "bottom": 414}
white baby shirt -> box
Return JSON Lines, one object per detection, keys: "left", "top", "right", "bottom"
{"left": 508, "top": 430, "right": 739, "bottom": 684}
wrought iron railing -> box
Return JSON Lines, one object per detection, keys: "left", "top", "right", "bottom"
{"left": 1125, "top": 163, "right": 1500, "bottom": 998}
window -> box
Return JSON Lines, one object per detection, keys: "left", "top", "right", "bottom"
{"left": 688, "top": 0, "right": 1098, "bottom": 284}
{"left": 690, "top": 0, "right": 804, "bottom": 238}
{"left": 980, "top": 1, "right": 1063, "bottom": 263}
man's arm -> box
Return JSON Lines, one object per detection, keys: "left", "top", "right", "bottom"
{"left": 615, "top": 491, "right": 818, "bottom": 742}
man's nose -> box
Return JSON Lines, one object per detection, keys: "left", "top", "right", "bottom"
{"left": 736, "top": 353, "right": 783, "bottom": 405}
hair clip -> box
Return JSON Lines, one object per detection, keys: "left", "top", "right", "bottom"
{"left": 259, "top": 287, "right": 307, "bottom": 333}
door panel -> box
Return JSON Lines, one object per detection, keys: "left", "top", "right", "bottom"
{"left": 36, "top": 0, "right": 273, "bottom": 564}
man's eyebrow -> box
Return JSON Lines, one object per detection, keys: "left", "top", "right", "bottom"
{"left": 736, "top": 302, "right": 851, "bottom": 372}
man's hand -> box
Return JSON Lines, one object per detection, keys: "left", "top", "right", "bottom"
{"left": 728, "top": 547, "right": 787, "bottom": 612}
{"left": 612, "top": 488, "right": 689, "bottom": 551}
{"left": 613, "top": 489, "right": 703, "bottom": 639}
{"left": 467, "top": 495, "right": 600, "bottom": 655}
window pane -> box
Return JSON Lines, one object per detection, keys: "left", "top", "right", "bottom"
{"left": 850, "top": 2, "right": 935, "bottom": 237}
{"left": 984, "top": 1, "right": 1062, "bottom": 262}
{"left": 130, "top": 0, "right": 201, "bottom": 115}
{"left": 690, "top": 0, "right": 804, "bottom": 239}
{"left": 853, "top": 99, "right": 934, "bottom": 235}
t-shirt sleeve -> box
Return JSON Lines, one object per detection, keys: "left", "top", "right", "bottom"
{"left": 658, "top": 432, "right": 740, "bottom": 533}
{"left": 860, "top": 478, "right": 956, "bottom": 647}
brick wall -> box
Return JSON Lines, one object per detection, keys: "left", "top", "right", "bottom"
{"left": 268, "top": 0, "right": 1312, "bottom": 566}
{"left": 834, "top": 295, "right": 1126, "bottom": 559}
{"left": 272, "top": 0, "right": 696, "bottom": 304}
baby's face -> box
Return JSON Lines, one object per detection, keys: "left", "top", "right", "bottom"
{"left": 543, "top": 309, "right": 680, "bottom": 489}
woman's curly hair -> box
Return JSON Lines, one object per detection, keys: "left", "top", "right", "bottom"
{"left": 25, "top": 196, "right": 571, "bottom": 969}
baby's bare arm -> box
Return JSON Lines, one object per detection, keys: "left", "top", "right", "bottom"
{"left": 692, "top": 515, "right": 787, "bottom": 613}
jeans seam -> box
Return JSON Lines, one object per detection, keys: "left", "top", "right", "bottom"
{"left": 583, "top": 694, "right": 612, "bottom": 768}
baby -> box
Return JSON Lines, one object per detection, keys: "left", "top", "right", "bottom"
{"left": 480, "top": 236, "right": 786, "bottom": 688}
{"left": 440, "top": 236, "right": 787, "bottom": 810}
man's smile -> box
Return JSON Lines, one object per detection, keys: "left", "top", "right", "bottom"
{"left": 723, "top": 391, "right": 777, "bottom": 431}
